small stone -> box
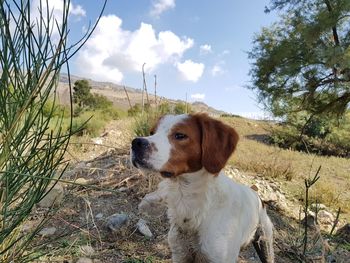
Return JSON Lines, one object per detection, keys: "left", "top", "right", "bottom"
{"left": 38, "top": 184, "right": 64, "bottom": 208}
{"left": 91, "top": 137, "right": 103, "bottom": 145}
{"left": 95, "top": 213, "right": 103, "bottom": 219}
{"left": 79, "top": 245, "right": 95, "bottom": 256}
{"left": 136, "top": 219, "right": 153, "bottom": 238}
{"left": 76, "top": 258, "right": 93, "bottom": 263}
{"left": 39, "top": 227, "right": 57, "bottom": 237}
{"left": 106, "top": 213, "right": 129, "bottom": 232}
{"left": 118, "top": 187, "right": 128, "bottom": 192}
{"left": 22, "top": 221, "right": 36, "bottom": 233}
{"left": 75, "top": 178, "right": 89, "bottom": 185}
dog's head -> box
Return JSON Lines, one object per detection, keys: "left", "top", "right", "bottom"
{"left": 130, "top": 114, "right": 239, "bottom": 178}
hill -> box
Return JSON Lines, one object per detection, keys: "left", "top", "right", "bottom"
{"left": 57, "top": 73, "right": 226, "bottom": 116}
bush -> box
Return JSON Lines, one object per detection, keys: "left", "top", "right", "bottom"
{"left": 158, "top": 102, "right": 172, "bottom": 115}
{"left": 43, "top": 99, "right": 71, "bottom": 118}
{"left": 133, "top": 113, "right": 159, "bottom": 137}
{"left": 270, "top": 120, "right": 350, "bottom": 157}
{"left": 128, "top": 103, "right": 142, "bottom": 116}
{"left": 87, "top": 93, "right": 113, "bottom": 109}
{"left": 174, "top": 102, "right": 189, "bottom": 114}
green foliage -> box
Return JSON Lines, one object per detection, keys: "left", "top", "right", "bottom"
{"left": 73, "top": 79, "right": 114, "bottom": 113}
{"left": 73, "top": 80, "right": 92, "bottom": 107}
{"left": 270, "top": 111, "right": 350, "bottom": 157}
{"left": 128, "top": 103, "right": 142, "bottom": 116}
{"left": 249, "top": 0, "right": 350, "bottom": 119}
{"left": 43, "top": 99, "right": 71, "bottom": 118}
{"left": 133, "top": 112, "right": 158, "bottom": 137}
{"left": 71, "top": 79, "right": 125, "bottom": 135}
{"left": 174, "top": 102, "right": 190, "bottom": 114}
{"left": 0, "top": 0, "right": 104, "bottom": 261}
{"left": 157, "top": 101, "right": 172, "bottom": 115}
{"left": 87, "top": 93, "right": 113, "bottom": 109}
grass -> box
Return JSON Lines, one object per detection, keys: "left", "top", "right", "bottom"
{"left": 222, "top": 116, "right": 350, "bottom": 216}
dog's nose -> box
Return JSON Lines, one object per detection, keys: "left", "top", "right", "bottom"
{"left": 132, "top": 137, "right": 150, "bottom": 151}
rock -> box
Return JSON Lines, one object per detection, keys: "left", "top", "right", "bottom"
{"left": 91, "top": 137, "right": 103, "bottom": 145}
{"left": 118, "top": 187, "right": 128, "bottom": 192}
{"left": 79, "top": 245, "right": 95, "bottom": 256}
{"left": 22, "top": 221, "right": 36, "bottom": 233}
{"left": 95, "top": 213, "right": 104, "bottom": 219}
{"left": 38, "top": 183, "right": 64, "bottom": 208}
{"left": 136, "top": 219, "right": 153, "bottom": 238}
{"left": 318, "top": 210, "right": 334, "bottom": 225}
{"left": 267, "top": 192, "right": 279, "bottom": 201}
{"left": 38, "top": 227, "right": 57, "bottom": 237}
{"left": 75, "top": 178, "right": 89, "bottom": 185}
{"left": 311, "top": 203, "right": 327, "bottom": 211}
{"left": 76, "top": 258, "right": 93, "bottom": 263}
{"left": 106, "top": 213, "right": 129, "bottom": 232}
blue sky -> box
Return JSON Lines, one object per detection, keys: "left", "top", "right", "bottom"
{"left": 59, "top": 0, "right": 278, "bottom": 117}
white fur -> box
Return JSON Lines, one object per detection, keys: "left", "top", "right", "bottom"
{"left": 146, "top": 114, "right": 188, "bottom": 170}
{"left": 148, "top": 170, "right": 274, "bottom": 262}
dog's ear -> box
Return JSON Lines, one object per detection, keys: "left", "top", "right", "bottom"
{"left": 195, "top": 114, "right": 239, "bottom": 175}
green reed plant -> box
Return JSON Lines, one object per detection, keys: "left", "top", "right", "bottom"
{"left": 0, "top": 0, "right": 105, "bottom": 261}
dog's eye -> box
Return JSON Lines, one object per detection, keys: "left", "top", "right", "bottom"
{"left": 174, "top": 133, "right": 188, "bottom": 140}
{"left": 150, "top": 130, "right": 155, "bottom": 136}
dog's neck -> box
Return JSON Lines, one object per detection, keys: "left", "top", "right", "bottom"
{"left": 163, "top": 168, "right": 219, "bottom": 229}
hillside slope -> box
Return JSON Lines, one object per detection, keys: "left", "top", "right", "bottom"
{"left": 57, "top": 73, "right": 226, "bottom": 116}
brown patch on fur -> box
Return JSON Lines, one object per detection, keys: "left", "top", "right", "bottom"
{"left": 251, "top": 185, "right": 259, "bottom": 192}
{"left": 194, "top": 113, "right": 239, "bottom": 175}
{"left": 159, "top": 113, "right": 239, "bottom": 176}
{"left": 161, "top": 116, "right": 202, "bottom": 176}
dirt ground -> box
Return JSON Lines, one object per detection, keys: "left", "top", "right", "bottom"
{"left": 28, "top": 120, "right": 349, "bottom": 263}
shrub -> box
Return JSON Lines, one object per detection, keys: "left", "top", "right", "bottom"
{"left": 269, "top": 111, "right": 350, "bottom": 157}
{"left": 133, "top": 112, "right": 159, "bottom": 137}
{"left": 128, "top": 103, "right": 142, "bottom": 116}
{"left": 174, "top": 102, "right": 190, "bottom": 114}
{"left": 158, "top": 101, "right": 172, "bottom": 115}
{"left": 88, "top": 93, "right": 113, "bottom": 109}
{"left": 43, "top": 99, "right": 71, "bottom": 118}
{"left": 0, "top": 0, "right": 103, "bottom": 260}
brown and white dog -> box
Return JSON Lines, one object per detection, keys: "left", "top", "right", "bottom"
{"left": 131, "top": 113, "right": 274, "bottom": 263}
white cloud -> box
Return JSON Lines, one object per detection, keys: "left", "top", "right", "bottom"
{"left": 200, "top": 44, "right": 212, "bottom": 54}
{"left": 190, "top": 93, "right": 205, "bottom": 100}
{"left": 176, "top": 60, "right": 205, "bottom": 82}
{"left": 30, "top": 0, "right": 86, "bottom": 37}
{"left": 32, "top": 0, "right": 86, "bottom": 20}
{"left": 76, "top": 15, "right": 194, "bottom": 83}
{"left": 211, "top": 64, "right": 224, "bottom": 76}
{"left": 70, "top": 4, "right": 86, "bottom": 17}
{"left": 150, "top": 0, "right": 175, "bottom": 17}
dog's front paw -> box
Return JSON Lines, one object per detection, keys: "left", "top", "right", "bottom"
{"left": 138, "top": 191, "right": 166, "bottom": 217}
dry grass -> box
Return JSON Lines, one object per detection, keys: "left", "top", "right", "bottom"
{"left": 222, "top": 116, "right": 350, "bottom": 216}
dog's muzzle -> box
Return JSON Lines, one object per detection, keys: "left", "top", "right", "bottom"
{"left": 131, "top": 137, "right": 152, "bottom": 169}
